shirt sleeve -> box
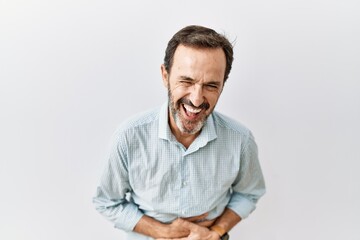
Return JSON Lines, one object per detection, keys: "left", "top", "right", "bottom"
{"left": 92, "top": 131, "right": 144, "bottom": 231}
{"left": 226, "top": 131, "right": 266, "bottom": 219}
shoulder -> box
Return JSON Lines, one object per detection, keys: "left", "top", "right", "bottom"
{"left": 212, "top": 111, "right": 258, "bottom": 154}
{"left": 212, "top": 111, "right": 252, "bottom": 138}
{"left": 107, "top": 106, "right": 161, "bottom": 158}
{"left": 114, "top": 106, "right": 161, "bottom": 135}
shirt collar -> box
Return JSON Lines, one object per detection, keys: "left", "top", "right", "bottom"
{"left": 158, "top": 101, "right": 217, "bottom": 147}
{"left": 158, "top": 101, "right": 172, "bottom": 140}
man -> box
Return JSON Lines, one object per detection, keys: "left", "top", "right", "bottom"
{"left": 93, "top": 25, "right": 266, "bottom": 240}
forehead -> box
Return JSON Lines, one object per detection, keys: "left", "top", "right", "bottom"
{"left": 171, "top": 45, "right": 226, "bottom": 80}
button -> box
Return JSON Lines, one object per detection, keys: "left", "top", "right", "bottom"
{"left": 182, "top": 181, "right": 187, "bottom": 187}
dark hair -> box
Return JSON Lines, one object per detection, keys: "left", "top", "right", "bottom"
{"left": 164, "top": 25, "right": 234, "bottom": 82}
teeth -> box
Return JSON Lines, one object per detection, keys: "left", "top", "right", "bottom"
{"left": 183, "top": 104, "right": 202, "bottom": 113}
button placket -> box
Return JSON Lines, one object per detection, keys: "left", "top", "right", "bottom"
{"left": 179, "top": 152, "right": 189, "bottom": 216}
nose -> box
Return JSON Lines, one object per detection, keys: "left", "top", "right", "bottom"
{"left": 189, "top": 84, "right": 204, "bottom": 107}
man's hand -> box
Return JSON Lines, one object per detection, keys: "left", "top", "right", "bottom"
{"left": 133, "top": 212, "right": 216, "bottom": 239}
{"left": 163, "top": 213, "right": 216, "bottom": 238}
{"left": 156, "top": 218, "right": 220, "bottom": 240}
{"left": 183, "top": 213, "right": 216, "bottom": 228}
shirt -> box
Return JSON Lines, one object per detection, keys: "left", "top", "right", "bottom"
{"left": 93, "top": 102, "right": 266, "bottom": 240}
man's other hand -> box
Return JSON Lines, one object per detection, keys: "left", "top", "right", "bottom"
{"left": 158, "top": 216, "right": 220, "bottom": 240}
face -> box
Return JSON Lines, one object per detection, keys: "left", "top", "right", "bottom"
{"left": 161, "top": 45, "right": 226, "bottom": 136}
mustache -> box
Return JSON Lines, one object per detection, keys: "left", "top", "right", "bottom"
{"left": 178, "top": 98, "right": 210, "bottom": 110}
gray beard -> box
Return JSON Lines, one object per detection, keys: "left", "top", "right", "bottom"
{"left": 168, "top": 89, "right": 207, "bottom": 135}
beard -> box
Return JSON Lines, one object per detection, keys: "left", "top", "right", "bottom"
{"left": 168, "top": 87, "right": 211, "bottom": 135}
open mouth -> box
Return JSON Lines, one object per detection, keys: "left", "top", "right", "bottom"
{"left": 182, "top": 104, "right": 203, "bottom": 119}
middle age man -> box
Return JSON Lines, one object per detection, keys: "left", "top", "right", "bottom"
{"left": 93, "top": 25, "right": 266, "bottom": 240}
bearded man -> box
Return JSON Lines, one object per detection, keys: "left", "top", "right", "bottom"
{"left": 93, "top": 25, "right": 266, "bottom": 240}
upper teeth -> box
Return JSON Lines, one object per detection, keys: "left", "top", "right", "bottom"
{"left": 183, "top": 104, "right": 202, "bottom": 113}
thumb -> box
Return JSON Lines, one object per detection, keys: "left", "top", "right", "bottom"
{"left": 178, "top": 218, "right": 199, "bottom": 231}
{"left": 184, "top": 213, "right": 209, "bottom": 223}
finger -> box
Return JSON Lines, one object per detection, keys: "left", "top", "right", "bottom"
{"left": 156, "top": 238, "right": 187, "bottom": 240}
{"left": 195, "top": 219, "right": 216, "bottom": 227}
{"left": 184, "top": 213, "right": 209, "bottom": 222}
{"left": 178, "top": 219, "right": 203, "bottom": 232}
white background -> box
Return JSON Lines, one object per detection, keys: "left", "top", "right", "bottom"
{"left": 1, "top": 0, "right": 359, "bottom": 239}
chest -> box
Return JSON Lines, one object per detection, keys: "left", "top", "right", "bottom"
{"left": 127, "top": 139, "right": 241, "bottom": 193}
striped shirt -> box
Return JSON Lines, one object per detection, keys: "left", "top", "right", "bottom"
{"left": 93, "top": 102, "right": 266, "bottom": 239}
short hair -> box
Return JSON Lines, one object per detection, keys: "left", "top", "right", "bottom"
{"left": 164, "top": 25, "right": 234, "bottom": 82}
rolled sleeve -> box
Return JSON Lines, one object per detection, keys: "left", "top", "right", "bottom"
{"left": 93, "top": 130, "right": 144, "bottom": 231}
{"left": 228, "top": 131, "right": 266, "bottom": 219}
{"left": 113, "top": 201, "right": 144, "bottom": 231}
{"left": 227, "top": 192, "right": 257, "bottom": 219}
{"left": 93, "top": 190, "right": 144, "bottom": 231}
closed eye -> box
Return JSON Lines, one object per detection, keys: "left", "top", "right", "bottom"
{"left": 178, "top": 76, "right": 194, "bottom": 86}
{"left": 206, "top": 84, "right": 218, "bottom": 89}
{"left": 179, "top": 80, "right": 193, "bottom": 86}
{"left": 204, "top": 83, "right": 221, "bottom": 91}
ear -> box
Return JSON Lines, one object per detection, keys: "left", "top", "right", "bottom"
{"left": 160, "top": 64, "right": 169, "bottom": 88}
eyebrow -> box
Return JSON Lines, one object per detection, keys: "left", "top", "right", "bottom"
{"left": 179, "top": 75, "right": 194, "bottom": 81}
{"left": 178, "top": 75, "right": 222, "bottom": 86}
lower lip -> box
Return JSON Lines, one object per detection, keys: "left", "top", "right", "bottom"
{"left": 182, "top": 104, "right": 202, "bottom": 120}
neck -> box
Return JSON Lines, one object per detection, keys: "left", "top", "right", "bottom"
{"left": 173, "top": 128, "right": 200, "bottom": 149}
{"left": 168, "top": 112, "right": 200, "bottom": 149}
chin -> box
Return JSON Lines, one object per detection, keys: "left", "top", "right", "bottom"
{"left": 176, "top": 115, "right": 206, "bottom": 135}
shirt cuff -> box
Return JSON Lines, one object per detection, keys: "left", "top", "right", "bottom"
{"left": 114, "top": 202, "right": 144, "bottom": 231}
{"left": 226, "top": 192, "right": 256, "bottom": 219}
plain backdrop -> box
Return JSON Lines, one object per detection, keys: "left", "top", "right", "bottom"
{"left": 1, "top": 0, "right": 359, "bottom": 239}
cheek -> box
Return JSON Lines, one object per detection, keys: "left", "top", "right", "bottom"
{"left": 206, "top": 93, "right": 221, "bottom": 106}
{"left": 171, "top": 87, "right": 189, "bottom": 100}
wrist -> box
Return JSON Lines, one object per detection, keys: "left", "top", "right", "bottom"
{"left": 210, "top": 225, "right": 227, "bottom": 237}
{"left": 160, "top": 222, "right": 174, "bottom": 238}
{"left": 134, "top": 215, "right": 168, "bottom": 238}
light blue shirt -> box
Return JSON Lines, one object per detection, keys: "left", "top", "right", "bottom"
{"left": 93, "top": 102, "right": 265, "bottom": 239}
